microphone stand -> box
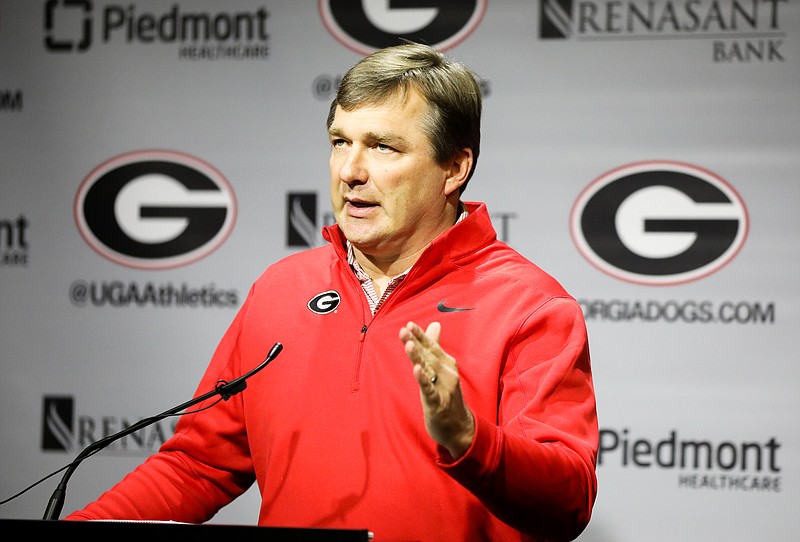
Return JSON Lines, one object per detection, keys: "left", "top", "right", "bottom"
{"left": 42, "top": 342, "right": 283, "bottom": 521}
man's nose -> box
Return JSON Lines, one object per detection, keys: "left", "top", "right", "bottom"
{"left": 338, "top": 146, "right": 368, "bottom": 184}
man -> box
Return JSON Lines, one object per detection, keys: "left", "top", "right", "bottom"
{"left": 66, "top": 42, "right": 598, "bottom": 542}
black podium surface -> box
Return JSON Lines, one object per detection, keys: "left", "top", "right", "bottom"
{"left": 0, "top": 519, "right": 372, "bottom": 541}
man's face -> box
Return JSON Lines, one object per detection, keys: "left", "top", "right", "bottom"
{"left": 328, "top": 89, "right": 457, "bottom": 262}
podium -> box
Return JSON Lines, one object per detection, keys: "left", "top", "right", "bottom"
{"left": 0, "top": 519, "right": 372, "bottom": 541}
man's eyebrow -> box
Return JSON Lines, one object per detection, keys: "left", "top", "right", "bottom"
{"left": 368, "top": 131, "right": 407, "bottom": 146}
{"left": 331, "top": 128, "right": 407, "bottom": 147}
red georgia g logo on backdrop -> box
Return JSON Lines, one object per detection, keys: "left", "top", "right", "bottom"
{"left": 319, "top": 0, "right": 487, "bottom": 55}
{"left": 570, "top": 161, "right": 748, "bottom": 286}
{"left": 75, "top": 150, "right": 237, "bottom": 270}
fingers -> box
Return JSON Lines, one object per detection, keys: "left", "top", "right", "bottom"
{"left": 399, "top": 321, "right": 440, "bottom": 363}
{"left": 401, "top": 321, "right": 455, "bottom": 392}
{"left": 412, "top": 362, "right": 439, "bottom": 390}
{"left": 399, "top": 321, "right": 441, "bottom": 351}
{"left": 400, "top": 321, "right": 444, "bottom": 385}
{"left": 399, "top": 321, "right": 475, "bottom": 458}
{"left": 424, "top": 321, "right": 441, "bottom": 343}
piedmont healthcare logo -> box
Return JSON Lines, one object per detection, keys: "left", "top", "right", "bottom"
{"left": 0, "top": 214, "right": 29, "bottom": 267}
{"left": 570, "top": 161, "right": 748, "bottom": 286}
{"left": 75, "top": 149, "right": 237, "bottom": 270}
{"left": 43, "top": 0, "right": 270, "bottom": 59}
{"left": 319, "top": 0, "right": 487, "bottom": 54}
{"left": 599, "top": 427, "right": 782, "bottom": 493}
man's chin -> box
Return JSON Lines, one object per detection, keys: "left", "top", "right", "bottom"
{"left": 339, "top": 218, "right": 381, "bottom": 241}
{"left": 344, "top": 230, "right": 387, "bottom": 254}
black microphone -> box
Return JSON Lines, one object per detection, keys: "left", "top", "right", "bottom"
{"left": 42, "top": 342, "right": 283, "bottom": 521}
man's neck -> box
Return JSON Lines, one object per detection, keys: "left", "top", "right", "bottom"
{"left": 354, "top": 246, "right": 421, "bottom": 283}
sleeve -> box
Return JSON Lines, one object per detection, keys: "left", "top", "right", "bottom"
{"left": 64, "top": 287, "right": 260, "bottom": 523}
{"left": 438, "top": 296, "right": 598, "bottom": 541}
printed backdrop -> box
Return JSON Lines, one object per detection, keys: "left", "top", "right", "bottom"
{"left": 1, "top": 1, "right": 798, "bottom": 540}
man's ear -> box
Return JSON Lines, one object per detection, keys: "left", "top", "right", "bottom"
{"left": 444, "top": 148, "right": 473, "bottom": 196}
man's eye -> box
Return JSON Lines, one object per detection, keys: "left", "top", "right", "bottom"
{"left": 376, "top": 143, "right": 394, "bottom": 152}
{"left": 332, "top": 139, "right": 346, "bottom": 147}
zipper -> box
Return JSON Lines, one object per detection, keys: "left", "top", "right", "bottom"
{"left": 348, "top": 259, "right": 415, "bottom": 391}
{"left": 348, "top": 265, "right": 370, "bottom": 391}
